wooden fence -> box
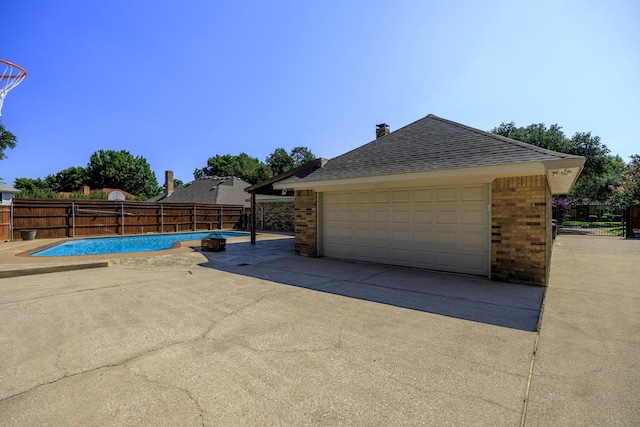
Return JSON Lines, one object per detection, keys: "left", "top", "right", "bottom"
{"left": 8, "top": 199, "right": 246, "bottom": 240}
{"left": 0, "top": 206, "right": 9, "bottom": 242}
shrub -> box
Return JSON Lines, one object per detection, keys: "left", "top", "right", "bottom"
{"left": 589, "top": 214, "right": 598, "bottom": 221}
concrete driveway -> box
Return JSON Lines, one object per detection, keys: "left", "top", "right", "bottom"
{"left": 0, "top": 234, "right": 637, "bottom": 425}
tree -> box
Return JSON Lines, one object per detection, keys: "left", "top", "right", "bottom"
{"left": 195, "top": 153, "right": 272, "bottom": 184}
{"left": 0, "top": 120, "right": 17, "bottom": 161}
{"left": 265, "top": 146, "right": 316, "bottom": 176}
{"left": 491, "top": 122, "right": 620, "bottom": 204}
{"left": 266, "top": 148, "right": 294, "bottom": 176}
{"left": 492, "top": 122, "right": 572, "bottom": 153}
{"left": 610, "top": 155, "right": 640, "bottom": 207}
{"left": 51, "top": 166, "right": 88, "bottom": 192}
{"left": 195, "top": 146, "right": 316, "bottom": 184}
{"left": 290, "top": 146, "right": 316, "bottom": 167}
{"left": 85, "top": 149, "right": 160, "bottom": 198}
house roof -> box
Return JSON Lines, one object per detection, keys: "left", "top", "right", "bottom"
{"left": 276, "top": 114, "right": 585, "bottom": 194}
{"left": 0, "top": 183, "right": 20, "bottom": 193}
{"left": 149, "top": 176, "right": 250, "bottom": 205}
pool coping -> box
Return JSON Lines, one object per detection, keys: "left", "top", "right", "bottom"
{"left": 18, "top": 230, "right": 252, "bottom": 257}
{"left": 0, "top": 231, "right": 294, "bottom": 279}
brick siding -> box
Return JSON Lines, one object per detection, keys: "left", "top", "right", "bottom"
{"left": 491, "top": 176, "right": 552, "bottom": 285}
{"left": 294, "top": 190, "right": 318, "bottom": 256}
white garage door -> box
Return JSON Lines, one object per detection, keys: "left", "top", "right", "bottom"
{"left": 322, "top": 184, "right": 490, "bottom": 276}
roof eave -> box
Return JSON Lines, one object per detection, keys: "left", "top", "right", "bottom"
{"left": 274, "top": 158, "right": 586, "bottom": 195}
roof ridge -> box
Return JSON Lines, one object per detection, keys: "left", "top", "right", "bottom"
{"left": 427, "top": 114, "right": 578, "bottom": 159}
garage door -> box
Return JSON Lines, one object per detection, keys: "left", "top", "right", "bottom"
{"left": 322, "top": 184, "right": 490, "bottom": 276}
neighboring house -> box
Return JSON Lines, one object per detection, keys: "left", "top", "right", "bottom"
{"left": 268, "top": 114, "right": 585, "bottom": 286}
{"left": 569, "top": 201, "right": 620, "bottom": 221}
{"left": 59, "top": 185, "right": 135, "bottom": 200}
{"left": 150, "top": 171, "right": 251, "bottom": 206}
{"left": 0, "top": 183, "right": 20, "bottom": 205}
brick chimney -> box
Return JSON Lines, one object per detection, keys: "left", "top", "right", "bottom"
{"left": 376, "top": 123, "right": 390, "bottom": 138}
{"left": 165, "top": 170, "right": 174, "bottom": 196}
{"left": 81, "top": 185, "right": 90, "bottom": 196}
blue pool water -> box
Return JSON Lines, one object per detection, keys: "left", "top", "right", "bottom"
{"left": 31, "top": 231, "right": 249, "bottom": 257}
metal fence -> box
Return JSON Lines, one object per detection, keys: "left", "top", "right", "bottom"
{"left": 558, "top": 223, "right": 625, "bottom": 237}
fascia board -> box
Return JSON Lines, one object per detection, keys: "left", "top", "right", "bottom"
{"left": 273, "top": 162, "right": 547, "bottom": 191}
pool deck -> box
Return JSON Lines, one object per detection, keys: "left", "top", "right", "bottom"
{"left": 1, "top": 235, "right": 638, "bottom": 424}
{"left": 0, "top": 232, "right": 293, "bottom": 278}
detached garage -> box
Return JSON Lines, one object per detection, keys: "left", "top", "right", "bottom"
{"left": 272, "top": 114, "right": 585, "bottom": 286}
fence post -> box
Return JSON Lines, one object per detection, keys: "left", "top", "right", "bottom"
{"left": 160, "top": 204, "right": 163, "bottom": 233}
{"left": 121, "top": 203, "right": 124, "bottom": 235}
{"left": 193, "top": 205, "right": 196, "bottom": 231}
{"left": 71, "top": 201, "right": 75, "bottom": 237}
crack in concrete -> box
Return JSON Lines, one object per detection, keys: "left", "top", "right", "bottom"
{"left": 337, "top": 353, "right": 519, "bottom": 415}
{"left": 0, "top": 282, "right": 138, "bottom": 306}
{"left": 128, "top": 366, "right": 205, "bottom": 427}
{"left": 0, "top": 287, "right": 301, "bottom": 404}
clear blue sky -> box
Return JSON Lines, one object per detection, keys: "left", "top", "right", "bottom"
{"left": 2, "top": 0, "right": 638, "bottom": 188}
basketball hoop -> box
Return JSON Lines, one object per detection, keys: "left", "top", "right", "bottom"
{"left": 0, "top": 59, "right": 27, "bottom": 116}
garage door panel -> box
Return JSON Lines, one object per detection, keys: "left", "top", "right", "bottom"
{"left": 461, "top": 207, "right": 486, "bottom": 225}
{"left": 436, "top": 187, "right": 457, "bottom": 202}
{"left": 322, "top": 184, "right": 489, "bottom": 276}
{"left": 460, "top": 253, "right": 487, "bottom": 273}
{"left": 460, "top": 230, "right": 486, "bottom": 248}
{"left": 392, "top": 209, "right": 411, "bottom": 223}
{"left": 435, "top": 229, "right": 458, "bottom": 246}
{"left": 414, "top": 208, "right": 434, "bottom": 223}
{"left": 391, "top": 228, "right": 411, "bottom": 243}
{"left": 413, "top": 188, "right": 433, "bottom": 202}
{"left": 436, "top": 209, "right": 458, "bottom": 224}
{"left": 355, "top": 208, "right": 371, "bottom": 222}
{"left": 392, "top": 190, "right": 410, "bottom": 203}
{"left": 461, "top": 185, "right": 486, "bottom": 201}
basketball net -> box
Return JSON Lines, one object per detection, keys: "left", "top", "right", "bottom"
{"left": 0, "top": 59, "right": 27, "bottom": 116}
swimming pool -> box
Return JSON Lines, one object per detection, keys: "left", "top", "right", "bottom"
{"left": 31, "top": 231, "right": 250, "bottom": 257}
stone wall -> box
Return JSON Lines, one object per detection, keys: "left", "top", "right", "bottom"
{"left": 294, "top": 190, "right": 318, "bottom": 257}
{"left": 256, "top": 201, "right": 294, "bottom": 231}
{"left": 491, "top": 175, "right": 552, "bottom": 285}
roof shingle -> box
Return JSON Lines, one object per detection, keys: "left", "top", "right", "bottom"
{"left": 284, "top": 114, "right": 582, "bottom": 184}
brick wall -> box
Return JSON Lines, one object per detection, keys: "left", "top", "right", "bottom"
{"left": 294, "top": 190, "right": 317, "bottom": 256}
{"left": 491, "top": 175, "right": 552, "bottom": 285}
{"left": 256, "top": 201, "right": 294, "bottom": 231}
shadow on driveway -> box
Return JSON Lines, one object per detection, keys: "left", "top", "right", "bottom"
{"left": 198, "top": 238, "right": 544, "bottom": 332}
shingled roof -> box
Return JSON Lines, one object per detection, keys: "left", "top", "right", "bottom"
{"left": 149, "top": 176, "right": 250, "bottom": 205}
{"left": 280, "top": 114, "right": 583, "bottom": 185}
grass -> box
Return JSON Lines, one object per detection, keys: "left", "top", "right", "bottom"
{"left": 561, "top": 221, "right": 625, "bottom": 236}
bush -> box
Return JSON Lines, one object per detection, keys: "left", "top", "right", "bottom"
{"left": 589, "top": 215, "right": 598, "bottom": 221}
{"left": 602, "top": 212, "right": 614, "bottom": 222}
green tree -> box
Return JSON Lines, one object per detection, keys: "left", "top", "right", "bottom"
{"left": 51, "top": 166, "right": 88, "bottom": 192}
{"left": 491, "top": 122, "right": 620, "bottom": 204}
{"left": 266, "top": 148, "right": 294, "bottom": 176}
{"left": 290, "top": 146, "right": 316, "bottom": 167}
{"left": 492, "top": 122, "right": 572, "bottom": 153}
{"left": 196, "top": 153, "right": 272, "bottom": 184}
{"left": 0, "top": 120, "right": 17, "bottom": 161}
{"left": 85, "top": 149, "right": 160, "bottom": 198}
{"left": 610, "top": 155, "right": 640, "bottom": 207}
{"left": 14, "top": 177, "right": 49, "bottom": 193}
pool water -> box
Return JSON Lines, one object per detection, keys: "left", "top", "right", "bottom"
{"left": 31, "top": 231, "right": 250, "bottom": 257}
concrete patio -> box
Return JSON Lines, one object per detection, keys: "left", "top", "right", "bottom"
{"left": 0, "top": 234, "right": 637, "bottom": 425}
